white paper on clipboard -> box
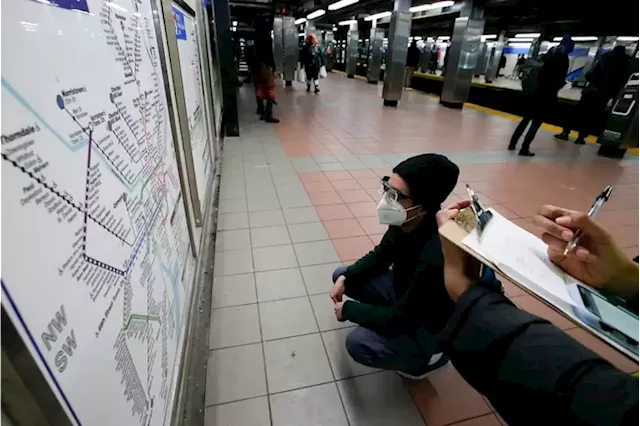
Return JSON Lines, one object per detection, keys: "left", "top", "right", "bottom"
{"left": 462, "top": 210, "right": 577, "bottom": 306}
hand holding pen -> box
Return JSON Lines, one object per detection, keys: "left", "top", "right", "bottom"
{"left": 532, "top": 200, "right": 639, "bottom": 300}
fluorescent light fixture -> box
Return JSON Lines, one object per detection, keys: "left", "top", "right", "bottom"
{"left": 409, "top": 4, "right": 434, "bottom": 12}
{"left": 232, "top": 27, "right": 237, "bottom": 32}
{"left": 364, "top": 11, "right": 391, "bottom": 21}
{"left": 509, "top": 37, "right": 533, "bottom": 42}
{"left": 431, "top": 1, "right": 454, "bottom": 7}
{"left": 294, "top": 17, "right": 307, "bottom": 25}
{"left": 232, "top": 20, "right": 238, "bottom": 26}
{"left": 482, "top": 34, "right": 497, "bottom": 39}
{"left": 437, "top": 36, "right": 450, "bottom": 40}
{"left": 618, "top": 36, "right": 639, "bottom": 41}
{"left": 515, "top": 33, "right": 540, "bottom": 38}
{"left": 573, "top": 36, "right": 598, "bottom": 41}
{"left": 338, "top": 19, "right": 357, "bottom": 26}
{"left": 306, "top": 9, "right": 326, "bottom": 20}
{"left": 328, "top": 0, "right": 359, "bottom": 11}
{"left": 414, "top": 36, "right": 422, "bottom": 40}
{"left": 298, "top": 33, "right": 305, "bottom": 37}
{"left": 509, "top": 42, "right": 532, "bottom": 47}
{"left": 332, "top": 26, "right": 337, "bottom": 31}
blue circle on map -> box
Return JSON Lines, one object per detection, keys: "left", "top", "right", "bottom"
{"left": 56, "top": 95, "right": 64, "bottom": 109}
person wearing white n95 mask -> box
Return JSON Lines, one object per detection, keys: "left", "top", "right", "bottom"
{"left": 329, "top": 153, "right": 460, "bottom": 380}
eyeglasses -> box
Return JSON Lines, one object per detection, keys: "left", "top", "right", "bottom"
{"left": 379, "top": 176, "right": 412, "bottom": 203}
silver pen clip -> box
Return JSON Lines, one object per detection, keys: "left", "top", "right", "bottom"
{"left": 466, "top": 184, "right": 493, "bottom": 235}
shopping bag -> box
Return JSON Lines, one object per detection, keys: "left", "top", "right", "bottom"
{"left": 319, "top": 65, "right": 328, "bottom": 78}
{"left": 296, "top": 68, "right": 306, "bottom": 83}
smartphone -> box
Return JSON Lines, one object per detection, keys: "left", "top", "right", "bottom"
{"left": 578, "top": 284, "right": 639, "bottom": 345}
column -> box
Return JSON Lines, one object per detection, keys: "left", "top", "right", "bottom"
{"left": 439, "top": 0, "right": 484, "bottom": 109}
{"left": 484, "top": 30, "right": 505, "bottom": 83}
{"left": 345, "top": 21, "right": 359, "bottom": 78}
{"left": 382, "top": 0, "right": 412, "bottom": 107}
{"left": 213, "top": 0, "right": 239, "bottom": 135}
{"left": 367, "top": 22, "right": 385, "bottom": 84}
{"left": 282, "top": 16, "right": 298, "bottom": 86}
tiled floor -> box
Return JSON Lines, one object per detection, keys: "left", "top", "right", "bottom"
{"left": 205, "top": 73, "right": 638, "bottom": 426}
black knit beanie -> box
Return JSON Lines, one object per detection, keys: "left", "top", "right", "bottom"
{"left": 392, "top": 154, "right": 459, "bottom": 210}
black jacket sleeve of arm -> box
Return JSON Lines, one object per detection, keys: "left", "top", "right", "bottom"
{"left": 439, "top": 284, "right": 639, "bottom": 426}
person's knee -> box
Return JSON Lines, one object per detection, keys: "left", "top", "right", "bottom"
{"left": 332, "top": 266, "right": 349, "bottom": 283}
{"left": 345, "top": 328, "right": 376, "bottom": 366}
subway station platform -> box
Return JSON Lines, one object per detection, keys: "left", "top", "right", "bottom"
{"left": 205, "top": 73, "right": 638, "bottom": 426}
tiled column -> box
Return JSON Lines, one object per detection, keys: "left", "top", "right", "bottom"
{"left": 484, "top": 30, "right": 506, "bottom": 83}
{"left": 345, "top": 21, "right": 359, "bottom": 78}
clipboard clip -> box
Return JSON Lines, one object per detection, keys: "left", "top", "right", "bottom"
{"left": 466, "top": 184, "right": 493, "bottom": 235}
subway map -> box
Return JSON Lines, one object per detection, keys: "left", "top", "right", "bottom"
{"left": 1, "top": 0, "right": 193, "bottom": 424}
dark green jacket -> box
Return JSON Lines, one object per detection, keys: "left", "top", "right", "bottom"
{"left": 341, "top": 218, "right": 454, "bottom": 336}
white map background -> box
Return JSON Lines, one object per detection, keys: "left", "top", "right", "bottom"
{"left": 1, "top": 0, "right": 194, "bottom": 424}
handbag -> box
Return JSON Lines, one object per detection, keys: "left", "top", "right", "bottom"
{"left": 296, "top": 68, "right": 306, "bottom": 83}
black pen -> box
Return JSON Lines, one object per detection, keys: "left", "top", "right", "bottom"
{"left": 564, "top": 185, "right": 613, "bottom": 255}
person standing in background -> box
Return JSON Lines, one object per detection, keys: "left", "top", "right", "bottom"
{"left": 300, "top": 34, "right": 323, "bottom": 93}
{"left": 512, "top": 54, "right": 526, "bottom": 78}
{"left": 405, "top": 40, "right": 421, "bottom": 87}
{"left": 555, "top": 45, "right": 631, "bottom": 145}
{"left": 508, "top": 35, "right": 574, "bottom": 156}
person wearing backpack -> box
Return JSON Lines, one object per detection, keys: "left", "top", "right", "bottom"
{"left": 555, "top": 45, "right": 631, "bottom": 145}
{"left": 509, "top": 35, "right": 574, "bottom": 156}
{"left": 300, "top": 34, "right": 324, "bottom": 93}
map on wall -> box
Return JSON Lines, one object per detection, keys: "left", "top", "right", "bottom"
{"left": 1, "top": 0, "right": 193, "bottom": 425}
{"left": 172, "top": 3, "right": 211, "bottom": 214}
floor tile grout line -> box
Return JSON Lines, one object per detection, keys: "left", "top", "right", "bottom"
{"left": 204, "top": 369, "right": 390, "bottom": 409}
{"left": 241, "top": 153, "right": 275, "bottom": 426}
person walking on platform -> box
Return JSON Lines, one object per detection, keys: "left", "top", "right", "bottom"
{"left": 509, "top": 34, "right": 574, "bottom": 156}
{"left": 555, "top": 45, "right": 631, "bottom": 145}
{"left": 252, "top": 50, "right": 280, "bottom": 123}
{"left": 300, "top": 34, "right": 323, "bottom": 93}
{"left": 330, "top": 154, "right": 460, "bottom": 380}
{"left": 405, "top": 40, "right": 421, "bottom": 87}
{"left": 512, "top": 54, "right": 525, "bottom": 78}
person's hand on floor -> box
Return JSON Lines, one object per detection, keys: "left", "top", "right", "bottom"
{"left": 436, "top": 200, "right": 481, "bottom": 302}
{"left": 533, "top": 204, "right": 639, "bottom": 299}
{"left": 331, "top": 275, "right": 346, "bottom": 303}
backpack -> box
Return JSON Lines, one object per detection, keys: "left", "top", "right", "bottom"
{"left": 520, "top": 57, "right": 544, "bottom": 94}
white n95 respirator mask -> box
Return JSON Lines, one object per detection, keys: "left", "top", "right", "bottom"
{"left": 376, "top": 195, "right": 421, "bottom": 226}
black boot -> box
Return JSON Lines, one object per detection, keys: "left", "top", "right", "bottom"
{"left": 554, "top": 132, "right": 569, "bottom": 141}
{"left": 306, "top": 84, "right": 311, "bottom": 92}
{"left": 518, "top": 149, "right": 535, "bottom": 157}
{"left": 314, "top": 85, "right": 320, "bottom": 94}
{"left": 265, "top": 116, "right": 280, "bottom": 123}
{"left": 508, "top": 140, "right": 518, "bottom": 151}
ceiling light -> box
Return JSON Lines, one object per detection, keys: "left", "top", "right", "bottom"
{"left": 509, "top": 37, "right": 533, "bottom": 42}
{"left": 431, "top": 1, "right": 454, "bottom": 7}
{"left": 364, "top": 11, "right": 391, "bottom": 21}
{"left": 618, "top": 36, "right": 639, "bottom": 41}
{"left": 232, "top": 20, "right": 238, "bottom": 26}
{"left": 437, "top": 36, "right": 450, "bottom": 40}
{"left": 298, "top": 33, "right": 305, "bottom": 37}
{"left": 509, "top": 42, "right": 532, "bottom": 47}
{"left": 328, "top": 0, "right": 359, "bottom": 11}
{"left": 573, "top": 36, "right": 598, "bottom": 42}
{"left": 338, "top": 19, "right": 357, "bottom": 26}
{"left": 482, "top": 34, "right": 497, "bottom": 39}
{"left": 515, "top": 33, "right": 540, "bottom": 38}
{"left": 294, "top": 17, "right": 307, "bottom": 25}
{"left": 409, "top": 4, "right": 434, "bottom": 12}
{"left": 332, "top": 26, "right": 337, "bottom": 31}
{"left": 306, "top": 9, "right": 326, "bottom": 20}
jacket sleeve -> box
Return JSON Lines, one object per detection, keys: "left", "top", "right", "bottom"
{"left": 341, "top": 229, "right": 395, "bottom": 287}
{"left": 343, "top": 236, "right": 454, "bottom": 335}
{"left": 439, "top": 283, "right": 639, "bottom": 426}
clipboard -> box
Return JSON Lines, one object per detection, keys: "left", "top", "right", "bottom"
{"left": 438, "top": 211, "right": 639, "bottom": 361}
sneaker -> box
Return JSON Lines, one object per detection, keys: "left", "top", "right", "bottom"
{"left": 554, "top": 132, "right": 569, "bottom": 141}
{"left": 396, "top": 353, "right": 450, "bottom": 380}
{"left": 265, "top": 116, "right": 280, "bottom": 123}
{"left": 574, "top": 138, "right": 586, "bottom": 145}
{"left": 518, "top": 149, "right": 535, "bottom": 157}
{"left": 314, "top": 86, "right": 320, "bottom": 94}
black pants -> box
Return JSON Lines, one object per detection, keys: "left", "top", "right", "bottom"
{"left": 256, "top": 98, "right": 273, "bottom": 117}
{"left": 510, "top": 116, "right": 542, "bottom": 151}
{"left": 562, "top": 90, "right": 608, "bottom": 140}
